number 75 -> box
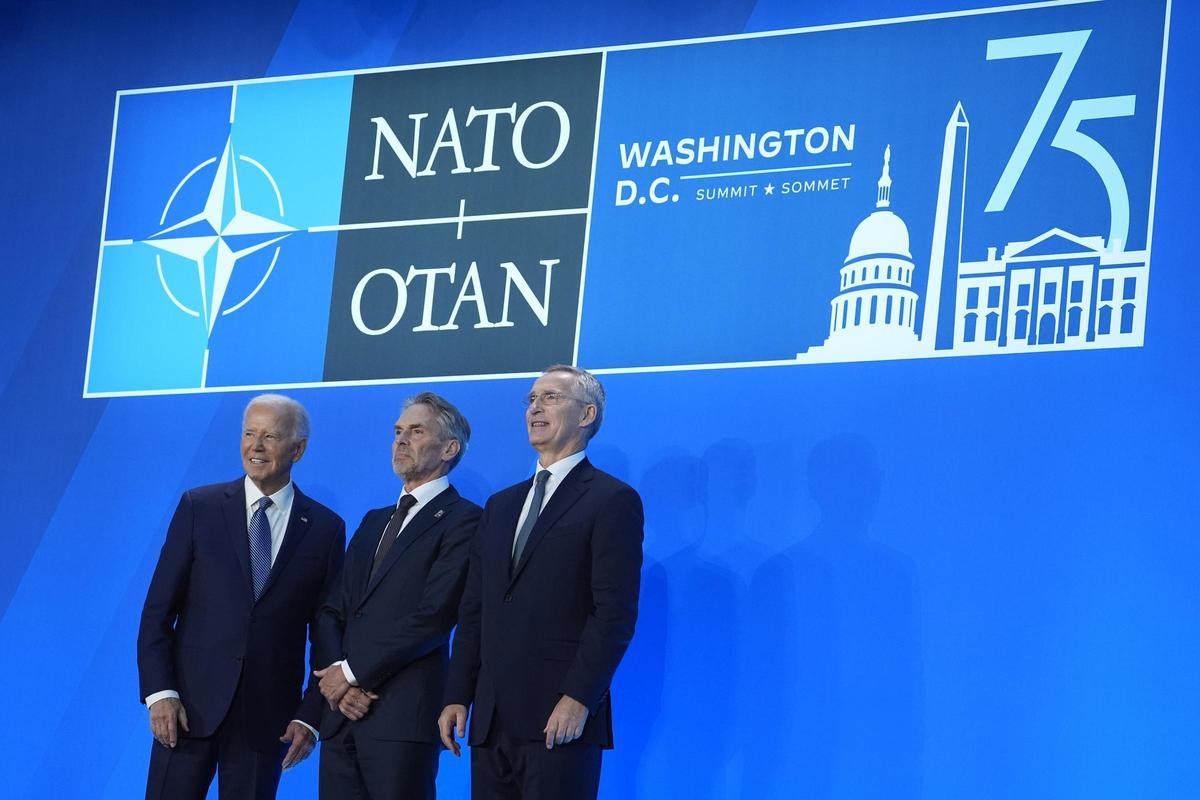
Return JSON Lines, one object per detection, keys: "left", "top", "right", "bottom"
{"left": 985, "top": 30, "right": 1135, "bottom": 251}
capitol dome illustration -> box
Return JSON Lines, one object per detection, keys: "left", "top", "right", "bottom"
{"left": 810, "top": 145, "right": 921, "bottom": 359}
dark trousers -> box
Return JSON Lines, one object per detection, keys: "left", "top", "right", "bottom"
{"left": 470, "top": 716, "right": 602, "bottom": 800}
{"left": 319, "top": 723, "right": 439, "bottom": 800}
{"left": 145, "top": 683, "right": 285, "bottom": 800}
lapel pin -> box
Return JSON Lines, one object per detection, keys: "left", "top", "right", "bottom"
{"left": 300, "top": 516, "right": 309, "bottom": 524}
{"left": 434, "top": 509, "right": 445, "bottom": 519}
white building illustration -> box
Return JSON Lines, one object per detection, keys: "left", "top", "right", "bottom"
{"left": 803, "top": 102, "right": 1148, "bottom": 362}
{"left": 952, "top": 229, "right": 1148, "bottom": 352}
{"left": 806, "top": 146, "right": 922, "bottom": 359}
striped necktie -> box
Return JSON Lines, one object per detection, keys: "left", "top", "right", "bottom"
{"left": 249, "top": 497, "right": 274, "bottom": 600}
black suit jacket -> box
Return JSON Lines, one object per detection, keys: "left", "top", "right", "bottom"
{"left": 137, "top": 479, "right": 345, "bottom": 750}
{"left": 316, "top": 485, "right": 481, "bottom": 743}
{"left": 445, "top": 458, "right": 643, "bottom": 748}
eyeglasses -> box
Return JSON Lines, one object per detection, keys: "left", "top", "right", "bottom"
{"left": 523, "top": 391, "right": 584, "bottom": 407}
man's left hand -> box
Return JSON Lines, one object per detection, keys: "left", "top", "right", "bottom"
{"left": 279, "top": 721, "right": 315, "bottom": 770}
{"left": 314, "top": 664, "right": 352, "bottom": 709}
{"left": 543, "top": 695, "right": 588, "bottom": 749}
{"left": 338, "top": 687, "right": 379, "bottom": 721}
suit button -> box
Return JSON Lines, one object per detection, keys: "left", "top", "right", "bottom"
{"left": 504, "top": 593, "right": 513, "bottom": 602}
{"left": 354, "top": 611, "right": 363, "bottom": 618}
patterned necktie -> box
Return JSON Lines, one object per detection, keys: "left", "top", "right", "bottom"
{"left": 249, "top": 497, "right": 274, "bottom": 600}
{"left": 370, "top": 494, "right": 419, "bottom": 583}
{"left": 512, "top": 470, "right": 551, "bottom": 571}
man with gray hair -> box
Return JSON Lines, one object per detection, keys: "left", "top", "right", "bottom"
{"left": 314, "top": 392, "right": 481, "bottom": 799}
{"left": 441, "top": 366, "right": 644, "bottom": 799}
{"left": 138, "top": 394, "right": 346, "bottom": 799}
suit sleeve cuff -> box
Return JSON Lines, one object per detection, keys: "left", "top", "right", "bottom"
{"left": 144, "top": 690, "right": 180, "bottom": 707}
{"left": 340, "top": 660, "right": 359, "bottom": 686}
{"left": 292, "top": 719, "right": 318, "bottom": 739}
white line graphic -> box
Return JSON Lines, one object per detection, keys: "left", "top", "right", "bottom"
{"left": 680, "top": 162, "right": 853, "bottom": 180}
{"left": 306, "top": 207, "right": 589, "bottom": 234}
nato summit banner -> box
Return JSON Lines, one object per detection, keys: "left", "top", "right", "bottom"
{"left": 85, "top": 0, "right": 1168, "bottom": 396}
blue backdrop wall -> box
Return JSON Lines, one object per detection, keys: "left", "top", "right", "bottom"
{"left": 1, "top": 1, "right": 1196, "bottom": 798}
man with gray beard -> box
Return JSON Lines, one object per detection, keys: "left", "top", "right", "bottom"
{"left": 315, "top": 392, "right": 481, "bottom": 799}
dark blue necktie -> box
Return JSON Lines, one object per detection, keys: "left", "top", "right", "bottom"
{"left": 369, "top": 493, "right": 418, "bottom": 584}
{"left": 249, "top": 497, "right": 274, "bottom": 600}
{"left": 512, "top": 470, "right": 551, "bottom": 570}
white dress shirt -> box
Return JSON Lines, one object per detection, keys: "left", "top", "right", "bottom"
{"left": 146, "top": 478, "right": 317, "bottom": 738}
{"left": 341, "top": 475, "right": 450, "bottom": 686}
{"left": 512, "top": 450, "right": 587, "bottom": 555}
{"left": 243, "top": 476, "right": 295, "bottom": 563}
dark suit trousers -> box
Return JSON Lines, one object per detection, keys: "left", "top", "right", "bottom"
{"left": 470, "top": 714, "right": 601, "bottom": 800}
{"left": 319, "top": 724, "right": 438, "bottom": 800}
{"left": 145, "top": 680, "right": 285, "bottom": 800}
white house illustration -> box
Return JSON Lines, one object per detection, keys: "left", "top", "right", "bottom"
{"left": 952, "top": 229, "right": 1148, "bottom": 352}
{"left": 803, "top": 101, "right": 1148, "bottom": 362}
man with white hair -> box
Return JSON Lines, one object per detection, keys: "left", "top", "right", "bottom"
{"left": 138, "top": 394, "right": 346, "bottom": 799}
{"left": 440, "top": 366, "right": 644, "bottom": 799}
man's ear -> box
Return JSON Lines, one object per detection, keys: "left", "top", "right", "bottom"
{"left": 577, "top": 404, "right": 597, "bottom": 429}
{"left": 291, "top": 438, "right": 308, "bottom": 464}
{"left": 441, "top": 437, "right": 461, "bottom": 463}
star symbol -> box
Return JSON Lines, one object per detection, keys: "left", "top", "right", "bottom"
{"left": 764, "top": 183, "right": 775, "bottom": 196}
{"left": 141, "top": 136, "right": 294, "bottom": 337}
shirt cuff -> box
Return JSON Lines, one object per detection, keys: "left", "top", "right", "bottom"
{"left": 340, "top": 660, "right": 359, "bottom": 686}
{"left": 292, "top": 719, "right": 318, "bottom": 740}
{"left": 145, "top": 690, "right": 179, "bottom": 707}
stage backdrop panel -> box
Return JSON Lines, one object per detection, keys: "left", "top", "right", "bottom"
{"left": 83, "top": 0, "right": 1165, "bottom": 394}
{"left": 1, "top": 1, "right": 1197, "bottom": 799}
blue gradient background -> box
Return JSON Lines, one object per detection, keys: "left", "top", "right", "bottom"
{"left": 0, "top": 1, "right": 1196, "bottom": 798}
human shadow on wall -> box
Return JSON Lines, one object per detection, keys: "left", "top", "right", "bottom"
{"left": 447, "top": 465, "right": 493, "bottom": 510}
{"left": 701, "top": 438, "right": 772, "bottom": 576}
{"left": 743, "top": 434, "right": 924, "bottom": 799}
{"left": 623, "top": 449, "right": 742, "bottom": 799}
{"left": 588, "top": 445, "right": 665, "bottom": 800}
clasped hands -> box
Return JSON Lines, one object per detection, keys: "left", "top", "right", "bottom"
{"left": 314, "top": 664, "right": 379, "bottom": 720}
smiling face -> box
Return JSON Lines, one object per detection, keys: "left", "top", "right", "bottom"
{"left": 525, "top": 371, "right": 596, "bottom": 465}
{"left": 241, "top": 403, "right": 306, "bottom": 496}
{"left": 392, "top": 402, "right": 458, "bottom": 490}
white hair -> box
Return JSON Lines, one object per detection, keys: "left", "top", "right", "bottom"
{"left": 542, "top": 365, "right": 605, "bottom": 440}
{"left": 244, "top": 394, "right": 310, "bottom": 441}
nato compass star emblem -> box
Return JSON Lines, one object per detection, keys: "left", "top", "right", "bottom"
{"left": 140, "top": 136, "right": 294, "bottom": 346}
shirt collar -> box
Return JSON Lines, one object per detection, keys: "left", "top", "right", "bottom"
{"left": 244, "top": 475, "right": 294, "bottom": 511}
{"left": 401, "top": 475, "right": 450, "bottom": 507}
{"left": 537, "top": 450, "right": 587, "bottom": 480}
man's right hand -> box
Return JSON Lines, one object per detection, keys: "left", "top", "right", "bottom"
{"left": 438, "top": 704, "right": 468, "bottom": 756}
{"left": 313, "top": 664, "right": 352, "bottom": 710}
{"left": 149, "top": 697, "right": 189, "bottom": 748}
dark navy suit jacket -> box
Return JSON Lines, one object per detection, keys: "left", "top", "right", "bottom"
{"left": 445, "top": 458, "right": 643, "bottom": 748}
{"left": 315, "top": 485, "right": 481, "bottom": 743}
{"left": 137, "top": 479, "right": 346, "bottom": 751}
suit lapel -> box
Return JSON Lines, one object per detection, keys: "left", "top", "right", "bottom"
{"left": 509, "top": 460, "right": 593, "bottom": 586}
{"left": 361, "top": 487, "right": 460, "bottom": 603}
{"left": 258, "top": 485, "right": 313, "bottom": 601}
{"left": 222, "top": 480, "right": 253, "bottom": 600}
{"left": 489, "top": 482, "right": 530, "bottom": 586}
